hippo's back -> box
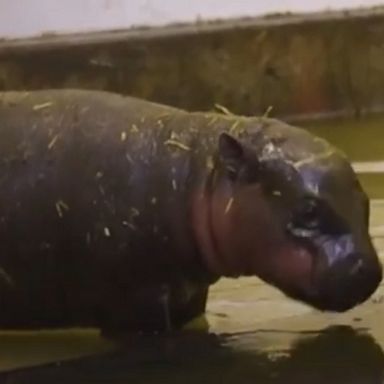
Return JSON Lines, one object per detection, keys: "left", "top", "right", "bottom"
{"left": 0, "top": 90, "right": 197, "bottom": 328}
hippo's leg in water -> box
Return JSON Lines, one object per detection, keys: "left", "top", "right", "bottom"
{"left": 100, "top": 285, "right": 209, "bottom": 336}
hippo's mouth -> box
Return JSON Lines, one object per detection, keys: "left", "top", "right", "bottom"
{"left": 272, "top": 233, "right": 382, "bottom": 312}
{"left": 268, "top": 237, "right": 320, "bottom": 304}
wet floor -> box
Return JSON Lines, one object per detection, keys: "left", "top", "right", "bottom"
{"left": 1, "top": 114, "right": 384, "bottom": 383}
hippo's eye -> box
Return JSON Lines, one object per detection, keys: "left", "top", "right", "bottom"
{"left": 288, "top": 198, "right": 321, "bottom": 237}
{"left": 299, "top": 199, "right": 320, "bottom": 228}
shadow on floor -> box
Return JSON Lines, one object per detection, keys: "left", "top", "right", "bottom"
{"left": 1, "top": 325, "right": 383, "bottom": 384}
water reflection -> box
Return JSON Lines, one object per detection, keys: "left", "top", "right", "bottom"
{"left": 274, "top": 325, "right": 384, "bottom": 384}
{"left": 1, "top": 325, "right": 383, "bottom": 384}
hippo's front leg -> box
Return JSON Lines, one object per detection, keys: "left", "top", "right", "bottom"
{"left": 174, "top": 285, "right": 210, "bottom": 332}
{"left": 154, "top": 283, "right": 210, "bottom": 332}
{"left": 100, "top": 283, "right": 209, "bottom": 338}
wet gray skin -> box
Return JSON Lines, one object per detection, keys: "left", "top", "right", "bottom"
{"left": 0, "top": 89, "right": 381, "bottom": 334}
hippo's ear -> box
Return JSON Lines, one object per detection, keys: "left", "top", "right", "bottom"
{"left": 218, "top": 133, "right": 248, "bottom": 177}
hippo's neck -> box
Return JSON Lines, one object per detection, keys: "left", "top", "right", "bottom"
{"left": 190, "top": 169, "right": 228, "bottom": 277}
{"left": 126, "top": 109, "right": 255, "bottom": 282}
{"left": 124, "top": 113, "right": 217, "bottom": 283}
{"left": 152, "top": 111, "right": 246, "bottom": 280}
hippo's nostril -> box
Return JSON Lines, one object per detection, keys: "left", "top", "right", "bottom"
{"left": 349, "top": 258, "right": 364, "bottom": 276}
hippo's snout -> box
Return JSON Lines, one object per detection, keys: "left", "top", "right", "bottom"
{"left": 314, "top": 251, "right": 382, "bottom": 311}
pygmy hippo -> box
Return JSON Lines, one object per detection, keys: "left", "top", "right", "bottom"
{"left": 0, "top": 89, "right": 381, "bottom": 333}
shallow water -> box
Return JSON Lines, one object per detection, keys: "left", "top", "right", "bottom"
{"left": 2, "top": 114, "right": 384, "bottom": 383}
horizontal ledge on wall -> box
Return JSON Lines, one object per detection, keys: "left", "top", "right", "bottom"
{"left": 1, "top": 6, "right": 384, "bottom": 52}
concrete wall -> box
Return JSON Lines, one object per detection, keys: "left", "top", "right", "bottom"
{"left": 1, "top": 0, "right": 383, "bottom": 39}
{"left": 2, "top": 8, "right": 384, "bottom": 120}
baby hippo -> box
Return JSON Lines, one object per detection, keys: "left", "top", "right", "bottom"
{"left": 0, "top": 89, "right": 381, "bottom": 333}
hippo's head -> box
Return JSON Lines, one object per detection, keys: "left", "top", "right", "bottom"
{"left": 195, "top": 119, "right": 382, "bottom": 312}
